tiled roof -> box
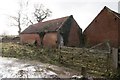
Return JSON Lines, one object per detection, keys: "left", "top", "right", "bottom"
{"left": 21, "top": 15, "right": 71, "bottom": 34}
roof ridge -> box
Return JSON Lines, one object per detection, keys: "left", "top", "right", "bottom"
{"left": 29, "top": 15, "right": 71, "bottom": 27}
{"left": 20, "top": 15, "right": 72, "bottom": 34}
{"left": 42, "top": 15, "right": 71, "bottom": 23}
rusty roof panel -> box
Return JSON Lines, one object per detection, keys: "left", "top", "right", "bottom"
{"left": 21, "top": 16, "right": 70, "bottom": 34}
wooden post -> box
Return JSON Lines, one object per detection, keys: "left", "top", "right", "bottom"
{"left": 106, "top": 41, "right": 111, "bottom": 73}
{"left": 81, "top": 67, "right": 87, "bottom": 77}
{"left": 111, "top": 48, "right": 118, "bottom": 70}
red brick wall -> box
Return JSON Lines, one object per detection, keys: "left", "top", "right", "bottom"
{"left": 67, "top": 18, "right": 82, "bottom": 47}
{"left": 118, "top": 19, "right": 120, "bottom": 47}
{"left": 43, "top": 32, "right": 58, "bottom": 48}
{"left": 83, "top": 9, "right": 119, "bottom": 47}
{"left": 20, "top": 34, "right": 41, "bottom": 45}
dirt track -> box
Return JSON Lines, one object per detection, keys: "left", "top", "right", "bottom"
{"left": 0, "top": 56, "right": 81, "bottom": 79}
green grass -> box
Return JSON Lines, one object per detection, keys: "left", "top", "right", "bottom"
{"left": 2, "top": 42, "right": 114, "bottom": 77}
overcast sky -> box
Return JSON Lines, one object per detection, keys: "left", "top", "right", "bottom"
{"left": 0, "top": 0, "right": 119, "bottom": 35}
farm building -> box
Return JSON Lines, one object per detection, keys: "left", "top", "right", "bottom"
{"left": 83, "top": 6, "right": 120, "bottom": 48}
{"left": 20, "top": 15, "right": 83, "bottom": 48}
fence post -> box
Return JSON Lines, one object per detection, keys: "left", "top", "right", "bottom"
{"left": 106, "top": 41, "right": 111, "bottom": 74}
{"left": 81, "top": 67, "right": 87, "bottom": 77}
{"left": 111, "top": 48, "right": 118, "bottom": 70}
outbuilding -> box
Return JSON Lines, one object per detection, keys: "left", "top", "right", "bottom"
{"left": 20, "top": 15, "right": 83, "bottom": 48}
{"left": 83, "top": 6, "right": 120, "bottom": 48}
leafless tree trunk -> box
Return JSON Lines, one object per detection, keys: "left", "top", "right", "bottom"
{"left": 9, "top": 0, "right": 28, "bottom": 35}
{"left": 18, "top": 12, "right": 21, "bottom": 34}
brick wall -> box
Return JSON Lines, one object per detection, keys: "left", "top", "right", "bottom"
{"left": 67, "top": 18, "right": 82, "bottom": 47}
{"left": 83, "top": 9, "right": 119, "bottom": 48}
{"left": 20, "top": 34, "right": 41, "bottom": 45}
{"left": 43, "top": 32, "right": 58, "bottom": 48}
{"left": 118, "top": 19, "right": 120, "bottom": 47}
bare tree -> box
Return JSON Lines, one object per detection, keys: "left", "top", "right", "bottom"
{"left": 9, "top": 0, "right": 29, "bottom": 35}
{"left": 33, "top": 4, "right": 52, "bottom": 22}
{"left": 9, "top": 0, "right": 52, "bottom": 35}
{"left": 1, "top": 31, "right": 8, "bottom": 37}
{"left": 10, "top": 11, "right": 21, "bottom": 34}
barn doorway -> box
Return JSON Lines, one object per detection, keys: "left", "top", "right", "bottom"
{"left": 58, "top": 34, "right": 64, "bottom": 48}
{"left": 39, "top": 32, "right": 46, "bottom": 47}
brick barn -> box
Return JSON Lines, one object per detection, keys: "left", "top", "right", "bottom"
{"left": 83, "top": 6, "right": 120, "bottom": 48}
{"left": 20, "top": 15, "right": 82, "bottom": 48}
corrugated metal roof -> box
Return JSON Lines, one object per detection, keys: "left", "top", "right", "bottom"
{"left": 21, "top": 15, "right": 71, "bottom": 34}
